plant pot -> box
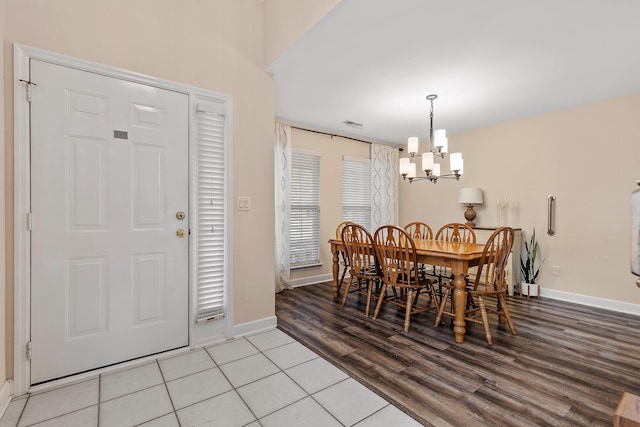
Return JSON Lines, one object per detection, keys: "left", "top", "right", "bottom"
{"left": 520, "top": 281, "right": 540, "bottom": 298}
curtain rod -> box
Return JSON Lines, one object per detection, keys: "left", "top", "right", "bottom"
{"left": 290, "top": 126, "right": 372, "bottom": 144}
{"left": 290, "top": 125, "right": 403, "bottom": 151}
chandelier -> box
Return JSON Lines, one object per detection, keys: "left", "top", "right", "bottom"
{"left": 399, "top": 94, "right": 464, "bottom": 183}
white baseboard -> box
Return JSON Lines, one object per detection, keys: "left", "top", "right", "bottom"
{"left": 0, "top": 380, "right": 13, "bottom": 419}
{"left": 542, "top": 288, "right": 640, "bottom": 315}
{"left": 232, "top": 315, "right": 278, "bottom": 337}
{"left": 192, "top": 333, "right": 227, "bottom": 349}
{"left": 289, "top": 273, "right": 333, "bottom": 288}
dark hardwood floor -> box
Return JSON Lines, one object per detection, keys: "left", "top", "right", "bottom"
{"left": 275, "top": 282, "right": 640, "bottom": 426}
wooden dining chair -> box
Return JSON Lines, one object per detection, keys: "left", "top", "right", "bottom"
{"left": 435, "top": 227, "right": 517, "bottom": 344}
{"left": 373, "top": 225, "right": 439, "bottom": 332}
{"left": 434, "top": 222, "right": 476, "bottom": 244}
{"left": 404, "top": 221, "right": 435, "bottom": 281}
{"left": 433, "top": 222, "right": 478, "bottom": 302}
{"left": 340, "top": 223, "right": 381, "bottom": 316}
{"left": 335, "top": 221, "right": 355, "bottom": 294}
{"left": 404, "top": 221, "right": 434, "bottom": 240}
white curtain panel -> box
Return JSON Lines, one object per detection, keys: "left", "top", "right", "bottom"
{"left": 371, "top": 143, "right": 399, "bottom": 231}
{"left": 274, "top": 122, "right": 293, "bottom": 292}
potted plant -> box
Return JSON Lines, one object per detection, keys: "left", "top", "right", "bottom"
{"left": 520, "top": 229, "right": 544, "bottom": 298}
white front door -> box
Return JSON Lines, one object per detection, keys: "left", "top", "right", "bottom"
{"left": 30, "top": 60, "right": 189, "bottom": 384}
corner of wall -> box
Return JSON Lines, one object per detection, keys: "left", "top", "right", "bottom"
{"left": 263, "top": 0, "right": 342, "bottom": 69}
{"left": 1, "top": 0, "right": 9, "bottom": 389}
{"left": 0, "top": 379, "right": 12, "bottom": 419}
{"left": 232, "top": 315, "right": 277, "bottom": 338}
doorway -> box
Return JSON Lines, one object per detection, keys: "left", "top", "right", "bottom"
{"left": 29, "top": 60, "right": 189, "bottom": 384}
{"left": 14, "top": 45, "right": 232, "bottom": 393}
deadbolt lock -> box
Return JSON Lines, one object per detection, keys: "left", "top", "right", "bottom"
{"left": 176, "top": 211, "right": 186, "bottom": 220}
{"left": 176, "top": 228, "right": 186, "bottom": 238}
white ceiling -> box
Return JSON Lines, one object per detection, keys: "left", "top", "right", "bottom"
{"left": 267, "top": 0, "right": 640, "bottom": 146}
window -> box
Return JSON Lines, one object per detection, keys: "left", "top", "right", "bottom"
{"left": 290, "top": 151, "right": 321, "bottom": 267}
{"left": 195, "top": 101, "right": 227, "bottom": 321}
{"left": 342, "top": 157, "right": 371, "bottom": 231}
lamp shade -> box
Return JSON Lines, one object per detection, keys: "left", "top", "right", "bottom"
{"left": 408, "top": 162, "right": 417, "bottom": 179}
{"left": 434, "top": 129, "right": 446, "bottom": 148}
{"left": 408, "top": 137, "right": 419, "bottom": 155}
{"left": 449, "top": 152, "right": 463, "bottom": 173}
{"left": 399, "top": 157, "right": 410, "bottom": 175}
{"left": 421, "top": 152, "right": 434, "bottom": 172}
{"left": 458, "top": 187, "right": 483, "bottom": 205}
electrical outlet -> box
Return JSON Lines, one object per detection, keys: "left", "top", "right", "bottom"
{"left": 236, "top": 196, "right": 251, "bottom": 211}
{"left": 552, "top": 265, "right": 560, "bottom": 276}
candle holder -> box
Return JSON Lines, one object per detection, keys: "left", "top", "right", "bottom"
{"left": 497, "top": 195, "right": 509, "bottom": 226}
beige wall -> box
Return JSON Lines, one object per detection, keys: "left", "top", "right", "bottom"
{"left": 400, "top": 93, "right": 640, "bottom": 305}
{"left": 289, "top": 127, "right": 371, "bottom": 283}
{"left": 3, "top": 0, "right": 276, "bottom": 378}
{"left": 263, "top": 0, "right": 341, "bottom": 68}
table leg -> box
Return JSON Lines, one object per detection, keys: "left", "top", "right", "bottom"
{"left": 451, "top": 263, "right": 467, "bottom": 343}
{"left": 331, "top": 245, "right": 340, "bottom": 302}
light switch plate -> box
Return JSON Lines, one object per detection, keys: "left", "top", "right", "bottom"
{"left": 237, "top": 196, "right": 251, "bottom": 211}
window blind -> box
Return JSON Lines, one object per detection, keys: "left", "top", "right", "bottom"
{"left": 195, "top": 102, "right": 226, "bottom": 320}
{"left": 290, "top": 152, "right": 321, "bottom": 266}
{"left": 342, "top": 158, "right": 371, "bottom": 231}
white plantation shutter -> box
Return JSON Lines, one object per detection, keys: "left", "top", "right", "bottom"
{"left": 342, "top": 157, "right": 371, "bottom": 231}
{"left": 290, "top": 151, "right": 321, "bottom": 266}
{"left": 195, "top": 101, "right": 226, "bottom": 320}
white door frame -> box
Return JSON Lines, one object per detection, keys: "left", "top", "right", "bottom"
{"left": 13, "top": 44, "right": 234, "bottom": 395}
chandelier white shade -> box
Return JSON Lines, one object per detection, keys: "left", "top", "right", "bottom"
{"left": 408, "top": 137, "right": 419, "bottom": 155}
{"left": 399, "top": 94, "right": 463, "bottom": 183}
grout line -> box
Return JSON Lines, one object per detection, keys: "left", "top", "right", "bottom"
{"left": 306, "top": 376, "right": 352, "bottom": 425}
{"left": 260, "top": 334, "right": 355, "bottom": 426}
{"left": 14, "top": 394, "right": 29, "bottom": 426}
{"left": 206, "top": 336, "right": 313, "bottom": 424}
{"left": 244, "top": 336, "right": 267, "bottom": 354}
{"left": 156, "top": 359, "right": 182, "bottom": 427}
{"left": 207, "top": 351, "right": 261, "bottom": 368}
{"left": 99, "top": 377, "right": 165, "bottom": 404}
{"left": 254, "top": 395, "right": 309, "bottom": 422}
{"left": 209, "top": 338, "right": 259, "bottom": 423}
{"left": 201, "top": 344, "right": 220, "bottom": 367}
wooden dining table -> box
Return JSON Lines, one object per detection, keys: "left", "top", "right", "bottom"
{"left": 329, "top": 238, "right": 488, "bottom": 343}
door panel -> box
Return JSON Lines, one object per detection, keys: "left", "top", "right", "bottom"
{"left": 30, "top": 59, "right": 189, "bottom": 384}
{"left": 68, "top": 136, "right": 108, "bottom": 229}
{"left": 133, "top": 253, "right": 166, "bottom": 325}
{"left": 67, "top": 257, "right": 108, "bottom": 338}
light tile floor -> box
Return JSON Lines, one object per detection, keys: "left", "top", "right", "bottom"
{"left": 0, "top": 329, "right": 423, "bottom": 427}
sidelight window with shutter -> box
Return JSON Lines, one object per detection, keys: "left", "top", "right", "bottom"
{"left": 194, "top": 101, "right": 227, "bottom": 321}
{"left": 342, "top": 156, "right": 371, "bottom": 231}
{"left": 290, "top": 150, "right": 321, "bottom": 267}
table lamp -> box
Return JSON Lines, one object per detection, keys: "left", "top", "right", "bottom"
{"left": 458, "top": 187, "right": 484, "bottom": 228}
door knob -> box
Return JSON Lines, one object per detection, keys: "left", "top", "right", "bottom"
{"left": 176, "top": 228, "right": 186, "bottom": 238}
